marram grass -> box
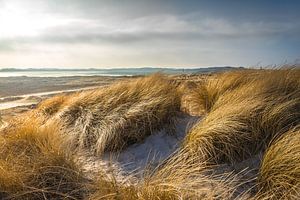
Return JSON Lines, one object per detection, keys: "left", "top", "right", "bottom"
{"left": 257, "top": 128, "right": 300, "bottom": 199}
{"left": 0, "top": 119, "right": 87, "bottom": 199}
{"left": 184, "top": 69, "right": 300, "bottom": 163}
{"left": 0, "top": 69, "right": 299, "bottom": 199}
{"left": 89, "top": 151, "right": 237, "bottom": 200}
{"left": 39, "top": 74, "right": 182, "bottom": 155}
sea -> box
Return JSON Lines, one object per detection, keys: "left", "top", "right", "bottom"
{"left": 0, "top": 67, "right": 236, "bottom": 77}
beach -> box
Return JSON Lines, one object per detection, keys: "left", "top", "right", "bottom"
{"left": 0, "top": 75, "right": 129, "bottom": 98}
{"left": 0, "top": 69, "right": 299, "bottom": 199}
{"left": 0, "top": 74, "right": 204, "bottom": 129}
{"left": 0, "top": 74, "right": 206, "bottom": 121}
{"left": 0, "top": 75, "right": 130, "bottom": 123}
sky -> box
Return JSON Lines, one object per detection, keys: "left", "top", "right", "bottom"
{"left": 0, "top": 0, "right": 299, "bottom": 68}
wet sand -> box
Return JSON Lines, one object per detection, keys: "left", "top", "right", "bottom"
{"left": 0, "top": 76, "right": 128, "bottom": 98}
{"left": 0, "top": 74, "right": 206, "bottom": 124}
{"left": 0, "top": 75, "right": 131, "bottom": 123}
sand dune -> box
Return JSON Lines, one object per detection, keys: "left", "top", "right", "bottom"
{"left": 0, "top": 70, "right": 299, "bottom": 199}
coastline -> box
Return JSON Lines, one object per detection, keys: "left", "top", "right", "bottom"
{"left": 0, "top": 75, "right": 129, "bottom": 98}
{"left": 0, "top": 75, "right": 131, "bottom": 123}
{"left": 0, "top": 73, "right": 204, "bottom": 127}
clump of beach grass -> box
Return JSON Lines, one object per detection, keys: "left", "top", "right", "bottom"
{"left": 39, "top": 74, "right": 182, "bottom": 155}
{"left": 90, "top": 151, "right": 237, "bottom": 200}
{"left": 184, "top": 69, "right": 300, "bottom": 163}
{"left": 38, "top": 94, "right": 70, "bottom": 117}
{"left": 0, "top": 119, "right": 87, "bottom": 199}
{"left": 257, "top": 128, "right": 300, "bottom": 199}
{"left": 186, "top": 70, "right": 252, "bottom": 114}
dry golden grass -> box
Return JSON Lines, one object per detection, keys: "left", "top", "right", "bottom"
{"left": 257, "top": 128, "right": 300, "bottom": 199}
{"left": 1, "top": 70, "right": 299, "bottom": 199}
{"left": 38, "top": 95, "right": 70, "bottom": 117}
{"left": 184, "top": 69, "right": 300, "bottom": 163}
{"left": 187, "top": 70, "right": 252, "bottom": 114}
{"left": 0, "top": 119, "right": 87, "bottom": 199}
{"left": 38, "top": 74, "right": 182, "bottom": 155}
{"left": 90, "top": 151, "right": 237, "bottom": 200}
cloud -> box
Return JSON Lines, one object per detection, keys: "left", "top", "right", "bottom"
{"left": 0, "top": 0, "right": 299, "bottom": 67}
{"left": 0, "top": 41, "right": 15, "bottom": 52}
{"left": 3, "top": 14, "right": 299, "bottom": 46}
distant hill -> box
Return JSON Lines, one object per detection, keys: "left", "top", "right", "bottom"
{"left": 0, "top": 66, "right": 243, "bottom": 76}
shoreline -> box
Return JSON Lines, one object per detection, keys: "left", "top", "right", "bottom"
{"left": 0, "top": 75, "right": 129, "bottom": 98}
{"left": 0, "top": 75, "right": 132, "bottom": 122}
{"left": 0, "top": 85, "right": 102, "bottom": 102}
{"left": 0, "top": 86, "right": 104, "bottom": 111}
{"left": 0, "top": 73, "right": 204, "bottom": 124}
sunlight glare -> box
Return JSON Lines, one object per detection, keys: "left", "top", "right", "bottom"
{"left": 0, "top": 2, "right": 69, "bottom": 38}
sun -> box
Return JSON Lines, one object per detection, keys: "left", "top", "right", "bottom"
{"left": 0, "top": 1, "right": 69, "bottom": 38}
{"left": 0, "top": 2, "right": 40, "bottom": 38}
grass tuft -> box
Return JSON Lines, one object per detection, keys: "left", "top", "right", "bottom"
{"left": 0, "top": 119, "right": 87, "bottom": 199}
{"left": 257, "top": 128, "right": 300, "bottom": 199}
{"left": 184, "top": 69, "right": 300, "bottom": 163}
{"left": 39, "top": 74, "right": 182, "bottom": 155}
{"left": 90, "top": 151, "right": 236, "bottom": 200}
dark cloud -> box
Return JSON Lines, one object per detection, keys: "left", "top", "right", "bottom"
{"left": 43, "top": 0, "right": 300, "bottom": 23}
{"left": 6, "top": 16, "right": 299, "bottom": 45}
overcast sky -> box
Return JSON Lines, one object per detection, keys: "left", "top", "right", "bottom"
{"left": 0, "top": 0, "right": 299, "bottom": 68}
